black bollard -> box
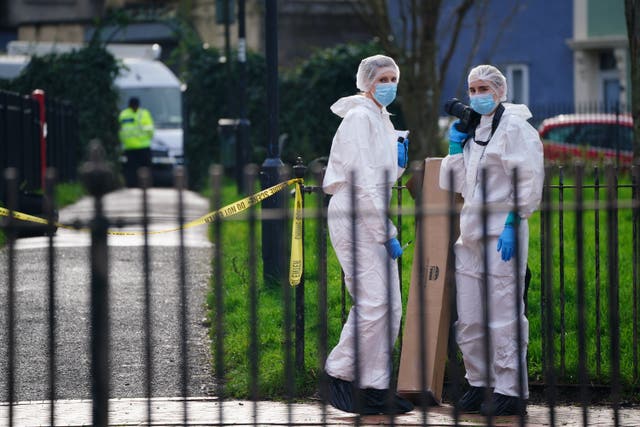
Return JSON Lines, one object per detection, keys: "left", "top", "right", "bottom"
{"left": 261, "top": 0, "right": 285, "bottom": 284}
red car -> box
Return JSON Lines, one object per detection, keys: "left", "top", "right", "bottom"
{"left": 538, "top": 113, "right": 634, "bottom": 165}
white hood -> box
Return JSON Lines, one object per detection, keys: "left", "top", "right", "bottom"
{"left": 330, "top": 94, "right": 386, "bottom": 118}
{"left": 502, "top": 103, "right": 533, "bottom": 121}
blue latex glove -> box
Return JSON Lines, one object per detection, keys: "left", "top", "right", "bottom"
{"left": 496, "top": 224, "right": 515, "bottom": 261}
{"left": 397, "top": 137, "right": 409, "bottom": 168}
{"left": 384, "top": 238, "right": 403, "bottom": 260}
{"left": 448, "top": 120, "right": 467, "bottom": 155}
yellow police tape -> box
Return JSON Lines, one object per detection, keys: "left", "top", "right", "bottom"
{"left": 0, "top": 178, "right": 305, "bottom": 286}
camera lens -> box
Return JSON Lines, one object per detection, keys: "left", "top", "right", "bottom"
{"left": 443, "top": 97, "right": 481, "bottom": 134}
{"left": 444, "top": 98, "right": 467, "bottom": 117}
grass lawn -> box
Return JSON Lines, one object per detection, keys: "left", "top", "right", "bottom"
{"left": 527, "top": 171, "right": 639, "bottom": 391}
{"left": 205, "top": 177, "right": 414, "bottom": 399}
{"left": 207, "top": 169, "right": 639, "bottom": 399}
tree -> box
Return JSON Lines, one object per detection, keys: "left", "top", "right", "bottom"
{"left": 349, "top": 0, "right": 473, "bottom": 158}
{"left": 350, "top": 0, "right": 522, "bottom": 159}
{"left": 625, "top": 0, "right": 640, "bottom": 160}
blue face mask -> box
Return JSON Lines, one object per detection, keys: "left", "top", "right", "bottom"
{"left": 470, "top": 93, "right": 497, "bottom": 115}
{"left": 373, "top": 83, "right": 397, "bottom": 107}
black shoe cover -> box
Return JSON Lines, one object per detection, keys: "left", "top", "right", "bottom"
{"left": 457, "top": 386, "right": 487, "bottom": 413}
{"left": 325, "top": 375, "right": 413, "bottom": 415}
{"left": 326, "top": 375, "right": 355, "bottom": 413}
{"left": 480, "top": 392, "right": 526, "bottom": 416}
{"left": 359, "top": 388, "right": 414, "bottom": 415}
{"left": 392, "top": 393, "right": 415, "bottom": 414}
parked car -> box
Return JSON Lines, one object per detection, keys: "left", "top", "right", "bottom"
{"left": 538, "top": 113, "right": 634, "bottom": 165}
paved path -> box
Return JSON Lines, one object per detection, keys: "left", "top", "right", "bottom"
{"left": 1, "top": 188, "right": 215, "bottom": 403}
{"left": 2, "top": 396, "right": 640, "bottom": 426}
{"left": 13, "top": 187, "right": 212, "bottom": 249}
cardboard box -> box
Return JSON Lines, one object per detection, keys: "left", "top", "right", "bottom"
{"left": 397, "top": 157, "right": 457, "bottom": 405}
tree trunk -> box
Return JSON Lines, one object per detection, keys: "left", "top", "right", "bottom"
{"left": 400, "top": 69, "right": 442, "bottom": 161}
{"left": 625, "top": 0, "right": 640, "bottom": 161}
{"left": 351, "top": 0, "right": 474, "bottom": 160}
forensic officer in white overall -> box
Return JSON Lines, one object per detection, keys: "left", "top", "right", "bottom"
{"left": 440, "top": 64, "right": 544, "bottom": 416}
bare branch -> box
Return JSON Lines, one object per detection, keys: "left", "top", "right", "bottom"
{"left": 349, "top": 0, "right": 401, "bottom": 57}
{"left": 411, "top": 0, "right": 419, "bottom": 67}
{"left": 438, "top": 0, "right": 475, "bottom": 88}
{"left": 414, "top": 0, "right": 440, "bottom": 66}
{"left": 398, "top": 0, "right": 409, "bottom": 53}
{"left": 454, "top": 0, "right": 489, "bottom": 97}
{"left": 348, "top": 0, "right": 379, "bottom": 40}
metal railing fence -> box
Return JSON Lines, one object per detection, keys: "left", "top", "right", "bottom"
{"left": 1, "top": 152, "right": 639, "bottom": 426}
{"left": 0, "top": 89, "right": 78, "bottom": 203}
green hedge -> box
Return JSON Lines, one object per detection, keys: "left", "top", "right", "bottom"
{"left": 182, "top": 46, "right": 268, "bottom": 189}
{"left": 182, "top": 40, "right": 401, "bottom": 190}
{"left": 1, "top": 45, "right": 121, "bottom": 165}
{"left": 0, "top": 39, "right": 398, "bottom": 190}
{"left": 280, "top": 40, "right": 404, "bottom": 164}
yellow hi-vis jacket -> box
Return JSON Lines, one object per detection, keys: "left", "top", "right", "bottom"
{"left": 118, "top": 107, "right": 155, "bottom": 150}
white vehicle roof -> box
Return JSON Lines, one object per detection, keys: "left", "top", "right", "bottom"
{"left": 116, "top": 57, "right": 180, "bottom": 88}
{"left": 7, "top": 41, "right": 162, "bottom": 60}
{"left": 5, "top": 42, "right": 179, "bottom": 87}
{"left": 0, "top": 55, "right": 29, "bottom": 79}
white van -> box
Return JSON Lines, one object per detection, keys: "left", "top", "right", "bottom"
{"left": 115, "top": 56, "right": 184, "bottom": 185}
{"left": 5, "top": 41, "right": 184, "bottom": 185}
{"left": 0, "top": 55, "right": 29, "bottom": 79}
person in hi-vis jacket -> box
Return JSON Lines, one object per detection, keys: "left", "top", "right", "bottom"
{"left": 119, "top": 97, "right": 154, "bottom": 187}
{"left": 322, "top": 54, "right": 413, "bottom": 415}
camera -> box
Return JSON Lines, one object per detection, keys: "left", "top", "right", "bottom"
{"left": 443, "top": 98, "right": 481, "bottom": 134}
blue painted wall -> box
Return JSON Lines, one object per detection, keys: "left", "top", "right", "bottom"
{"left": 437, "top": 0, "right": 574, "bottom": 122}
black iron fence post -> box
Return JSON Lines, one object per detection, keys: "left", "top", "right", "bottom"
{"left": 594, "top": 166, "right": 603, "bottom": 377}
{"left": 79, "top": 141, "right": 116, "bottom": 427}
{"left": 574, "top": 162, "right": 589, "bottom": 426}
{"left": 44, "top": 169, "right": 57, "bottom": 426}
{"left": 312, "top": 162, "right": 329, "bottom": 422}
{"left": 479, "top": 168, "right": 493, "bottom": 424}
{"left": 606, "top": 164, "right": 621, "bottom": 425}
{"left": 210, "top": 164, "right": 225, "bottom": 422}
{"left": 4, "top": 168, "right": 18, "bottom": 426}
{"left": 396, "top": 178, "right": 403, "bottom": 285}
{"left": 244, "top": 164, "right": 260, "bottom": 423}
{"left": 558, "top": 167, "right": 566, "bottom": 377}
{"left": 175, "top": 167, "right": 190, "bottom": 425}
{"left": 138, "top": 167, "right": 153, "bottom": 425}
{"left": 633, "top": 162, "right": 640, "bottom": 384}
{"left": 542, "top": 164, "right": 557, "bottom": 425}
{"left": 293, "top": 157, "right": 306, "bottom": 374}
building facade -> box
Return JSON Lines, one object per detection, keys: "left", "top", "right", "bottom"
{"left": 437, "top": 0, "right": 575, "bottom": 124}
{"left": 0, "top": 0, "right": 370, "bottom": 67}
{"left": 437, "top": 0, "right": 632, "bottom": 121}
{"left": 2, "top": 0, "right": 632, "bottom": 116}
{"left": 569, "top": 0, "right": 630, "bottom": 111}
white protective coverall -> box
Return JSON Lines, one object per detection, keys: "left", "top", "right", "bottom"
{"left": 323, "top": 94, "right": 405, "bottom": 390}
{"left": 439, "top": 103, "right": 544, "bottom": 398}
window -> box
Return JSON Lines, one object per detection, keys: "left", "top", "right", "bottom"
{"left": 505, "top": 64, "right": 529, "bottom": 105}
{"left": 545, "top": 125, "right": 576, "bottom": 143}
{"left": 543, "top": 123, "right": 632, "bottom": 151}
{"left": 599, "top": 50, "right": 621, "bottom": 110}
{"left": 119, "top": 87, "right": 183, "bottom": 129}
{"left": 599, "top": 51, "right": 617, "bottom": 70}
